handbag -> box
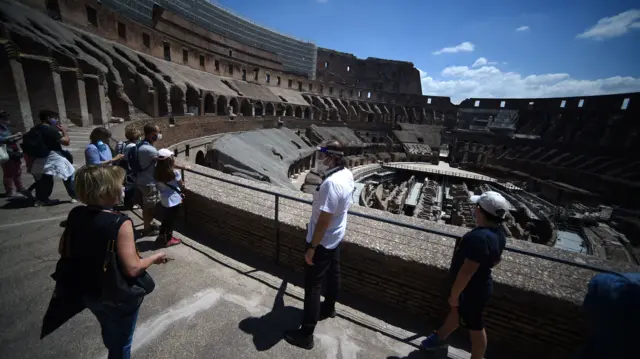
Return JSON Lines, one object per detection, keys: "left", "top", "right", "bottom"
{"left": 0, "top": 144, "right": 8, "bottom": 164}
{"left": 100, "top": 214, "right": 155, "bottom": 305}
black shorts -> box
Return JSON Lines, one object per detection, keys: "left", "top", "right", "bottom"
{"left": 458, "top": 291, "right": 490, "bottom": 331}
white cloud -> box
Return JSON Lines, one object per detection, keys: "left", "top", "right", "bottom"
{"left": 418, "top": 65, "right": 640, "bottom": 104}
{"left": 516, "top": 26, "right": 530, "bottom": 32}
{"left": 432, "top": 42, "right": 475, "bottom": 55}
{"left": 577, "top": 9, "right": 640, "bottom": 40}
{"left": 472, "top": 57, "right": 498, "bottom": 68}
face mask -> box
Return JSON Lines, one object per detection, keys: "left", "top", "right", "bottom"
{"left": 96, "top": 140, "right": 107, "bottom": 152}
{"left": 49, "top": 119, "right": 58, "bottom": 127}
{"left": 152, "top": 133, "right": 163, "bottom": 142}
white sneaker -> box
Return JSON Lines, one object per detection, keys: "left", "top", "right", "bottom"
{"left": 70, "top": 199, "right": 78, "bottom": 204}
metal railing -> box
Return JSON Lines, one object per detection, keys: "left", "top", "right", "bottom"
{"left": 180, "top": 167, "right": 618, "bottom": 275}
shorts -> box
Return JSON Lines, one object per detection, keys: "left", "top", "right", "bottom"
{"left": 458, "top": 291, "right": 490, "bottom": 331}
{"left": 137, "top": 184, "right": 159, "bottom": 210}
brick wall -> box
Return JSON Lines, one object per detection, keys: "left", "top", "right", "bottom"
{"left": 174, "top": 166, "right": 640, "bottom": 359}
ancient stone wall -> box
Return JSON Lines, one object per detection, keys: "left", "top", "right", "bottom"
{"left": 177, "top": 165, "right": 637, "bottom": 359}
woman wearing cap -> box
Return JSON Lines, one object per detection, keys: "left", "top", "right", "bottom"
{"left": 154, "top": 149, "right": 183, "bottom": 247}
{"left": 421, "top": 191, "right": 509, "bottom": 359}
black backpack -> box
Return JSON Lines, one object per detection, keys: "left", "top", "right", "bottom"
{"left": 21, "top": 127, "right": 50, "bottom": 158}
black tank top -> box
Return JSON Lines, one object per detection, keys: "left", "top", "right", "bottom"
{"left": 60, "top": 206, "right": 130, "bottom": 298}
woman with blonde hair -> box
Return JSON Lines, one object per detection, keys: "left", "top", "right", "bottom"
{"left": 56, "top": 165, "right": 166, "bottom": 358}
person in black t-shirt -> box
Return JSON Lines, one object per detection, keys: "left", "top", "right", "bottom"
{"left": 421, "top": 191, "right": 509, "bottom": 359}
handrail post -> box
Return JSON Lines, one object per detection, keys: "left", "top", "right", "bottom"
{"left": 275, "top": 194, "right": 280, "bottom": 265}
{"left": 181, "top": 168, "right": 187, "bottom": 226}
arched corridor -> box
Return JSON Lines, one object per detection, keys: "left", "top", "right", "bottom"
{"left": 240, "top": 99, "right": 253, "bottom": 116}
{"left": 185, "top": 86, "right": 200, "bottom": 115}
{"left": 255, "top": 101, "right": 264, "bottom": 116}
{"left": 196, "top": 151, "right": 206, "bottom": 166}
{"left": 217, "top": 96, "right": 228, "bottom": 115}
{"left": 230, "top": 97, "right": 239, "bottom": 115}
{"left": 204, "top": 93, "right": 215, "bottom": 114}
{"left": 170, "top": 86, "right": 185, "bottom": 116}
{"left": 303, "top": 107, "right": 311, "bottom": 119}
{"left": 285, "top": 105, "right": 293, "bottom": 116}
{"left": 294, "top": 106, "right": 302, "bottom": 118}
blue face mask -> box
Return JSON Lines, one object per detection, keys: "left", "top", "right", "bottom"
{"left": 97, "top": 140, "right": 107, "bottom": 152}
{"left": 49, "top": 119, "right": 57, "bottom": 127}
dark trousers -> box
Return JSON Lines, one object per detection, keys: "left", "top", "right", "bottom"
{"left": 159, "top": 204, "right": 180, "bottom": 240}
{"left": 35, "top": 174, "right": 76, "bottom": 202}
{"left": 302, "top": 245, "right": 341, "bottom": 335}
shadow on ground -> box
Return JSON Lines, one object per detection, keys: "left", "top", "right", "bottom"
{"left": 238, "top": 280, "right": 302, "bottom": 351}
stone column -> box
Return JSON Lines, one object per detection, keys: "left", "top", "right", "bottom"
{"left": 0, "top": 43, "right": 33, "bottom": 132}
{"left": 84, "top": 74, "right": 108, "bottom": 125}
{"left": 60, "top": 68, "right": 90, "bottom": 126}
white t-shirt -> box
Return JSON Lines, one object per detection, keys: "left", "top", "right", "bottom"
{"left": 156, "top": 170, "right": 182, "bottom": 208}
{"left": 306, "top": 168, "right": 355, "bottom": 249}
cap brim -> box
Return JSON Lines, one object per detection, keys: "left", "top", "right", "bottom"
{"left": 469, "top": 195, "right": 481, "bottom": 203}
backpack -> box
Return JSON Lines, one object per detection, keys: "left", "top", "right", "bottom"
{"left": 126, "top": 140, "right": 153, "bottom": 174}
{"left": 21, "top": 127, "right": 50, "bottom": 158}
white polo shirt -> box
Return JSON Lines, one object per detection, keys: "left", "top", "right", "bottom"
{"left": 306, "top": 168, "right": 355, "bottom": 249}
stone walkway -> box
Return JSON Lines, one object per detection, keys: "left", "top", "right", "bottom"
{"left": 0, "top": 126, "right": 475, "bottom": 359}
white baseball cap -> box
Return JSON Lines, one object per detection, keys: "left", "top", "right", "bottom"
{"left": 470, "top": 191, "right": 510, "bottom": 219}
{"left": 158, "top": 148, "right": 174, "bottom": 159}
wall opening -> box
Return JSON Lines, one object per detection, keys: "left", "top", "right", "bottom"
{"left": 214, "top": 60, "right": 220, "bottom": 71}
{"left": 324, "top": 61, "right": 329, "bottom": 68}
{"left": 309, "top": 83, "right": 313, "bottom": 92}
{"left": 241, "top": 99, "right": 253, "bottom": 116}
{"left": 474, "top": 100, "right": 480, "bottom": 107}
{"left": 199, "top": 55, "right": 205, "bottom": 67}
{"left": 500, "top": 101, "right": 506, "bottom": 108}
{"left": 285, "top": 106, "right": 294, "bottom": 116}
{"left": 295, "top": 106, "right": 303, "bottom": 118}
{"left": 560, "top": 100, "right": 566, "bottom": 108}
{"left": 60, "top": 71, "right": 84, "bottom": 126}
{"left": 298, "top": 81, "right": 302, "bottom": 91}
{"left": 217, "top": 96, "right": 228, "bottom": 115}
{"left": 143, "top": 33, "right": 150, "bottom": 48}
{"left": 170, "top": 87, "right": 185, "bottom": 116}
{"left": 255, "top": 101, "right": 264, "bottom": 116}
{"left": 277, "top": 77, "right": 281, "bottom": 85}
{"left": 319, "top": 85, "right": 324, "bottom": 94}
{"left": 229, "top": 50, "right": 233, "bottom": 57}
{"left": 266, "top": 73, "right": 271, "bottom": 83}
{"left": 84, "top": 77, "right": 104, "bottom": 125}
{"left": 329, "top": 87, "right": 333, "bottom": 95}
{"left": 195, "top": 151, "right": 206, "bottom": 166}
{"left": 86, "top": 5, "right": 97, "bottom": 26}
{"left": 347, "top": 65, "right": 350, "bottom": 72}
{"left": 204, "top": 93, "right": 215, "bottom": 114}
{"left": 117, "top": 22, "right": 126, "bottom": 40}
{"left": 288, "top": 79, "right": 292, "bottom": 88}
{"left": 427, "top": 98, "right": 432, "bottom": 104}
{"left": 358, "top": 91, "right": 362, "bottom": 98}
{"left": 163, "top": 42, "right": 171, "bottom": 61}
{"left": 229, "top": 97, "right": 239, "bottom": 115}
{"left": 182, "top": 49, "right": 188, "bottom": 63}
{"left": 266, "top": 102, "right": 275, "bottom": 116}
{"left": 304, "top": 107, "right": 311, "bottom": 119}
{"left": 242, "top": 69, "right": 247, "bottom": 81}
{"left": 578, "top": 99, "right": 584, "bottom": 108}
{"left": 254, "top": 69, "right": 259, "bottom": 81}
{"left": 367, "top": 92, "right": 372, "bottom": 99}
{"left": 228, "top": 64, "right": 233, "bottom": 75}
{"left": 185, "top": 87, "right": 200, "bottom": 115}
{"left": 621, "top": 98, "right": 630, "bottom": 110}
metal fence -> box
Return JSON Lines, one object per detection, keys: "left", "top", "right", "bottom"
{"left": 180, "top": 167, "right": 618, "bottom": 275}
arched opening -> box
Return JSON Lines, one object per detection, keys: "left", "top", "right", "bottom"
{"left": 254, "top": 101, "right": 264, "bottom": 116}
{"left": 294, "top": 106, "right": 303, "bottom": 118}
{"left": 240, "top": 99, "right": 253, "bottom": 116}
{"left": 196, "top": 151, "right": 206, "bottom": 166}
{"left": 265, "top": 103, "right": 275, "bottom": 116}
{"left": 285, "top": 106, "right": 294, "bottom": 116}
{"left": 204, "top": 93, "right": 215, "bottom": 114}
{"left": 229, "top": 97, "right": 239, "bottom": 115}
{"left": 217, "top": 96, "right": 228, "bottom": 115}
{"left": 303, "top": 107, "right": 311, "bottom": 119}
{"left": 367, "top": 113, "right": 375, "bottom": 122}
{"left": 276, "top": 104, "right": 285, "bottom": 116}
{"left": 170, "top": 86, "right": 185, "bottom": 116}
{"left": 185, "top": 86, "right": 200, "bottom": 115}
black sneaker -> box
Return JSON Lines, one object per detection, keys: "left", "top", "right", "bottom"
{"left": 284, "top": 329, "right": 314, "bottom": 350}
{"left": 319, "top": 306, "right": 337, "bottom": 320}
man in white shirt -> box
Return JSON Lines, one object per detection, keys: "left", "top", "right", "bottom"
{"left": 284, "top": 140, "right": 355, "bottom": 350}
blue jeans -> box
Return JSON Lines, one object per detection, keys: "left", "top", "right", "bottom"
{"left": 83, "top": 297, "right": 142, "bottom": 359}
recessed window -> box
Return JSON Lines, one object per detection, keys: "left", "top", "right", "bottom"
{"left": 346, "top": 66, "right": 350, "bottom": 72}
{"left": 329, "top": 87, "right": 334, "bottom": 95}
{"left": 254, "top": 69, "right": 259, "bottom": 81}
{"left": 427, "top": 98, "right": 432, "bottom": 104}
{"left": 117, "top": 21, "right": 126, "bottom": 40}
{"left": 86, "top": 5, "right": 97, "bottom": 26}
{"left": 288, "top": 79, "right": 292, "bottom": 88}
{"left": 621, "top": 98, "right": 630, "bottom": 110}
{"left": 309, "top": 83, "right": 313, "bottom": 91}
{"left": 229, "top": 50, "right": 233, "bottom": 57}
{"left": 319, "top": 85, "right": 324, "bottom": 93}
{"left": 350, "top": 89, "right": 354, "bottom": 97}
{"left": 228, "top": 65, "right": 233, "bottom": 75}
{"left": 242, "top": 69, "right": 247, "bottom": 81}
{"left": 560, "top": 100, "right": 566, "bottom": 108}
{"left": 367, "top": 92, "right": 372, "bottom": 99}
{"left": 500, "top": 101, "right": 506, "bottom": 108}
{"left": 578, "top": 99, "right": 584, "bottom": 108}
{"left": 163, "top": 42, "right": 171, "bottom": 61}
{"left": 214, "top": 60, "right": 220, "bottom": 71}
{"left": 266, "top": 73, "right": 271, "bottom": 83}
{"left": 199, "top": 55, "right": 205, "bottom": 67}
{"left": 298, "top": 81, "right": 302, "bottom": 91}
{"left": 474, "top": 100, "right": 480, "bottom": 107}
{"left": 339, "top": 89, "right": 344, "bottom": 97}
{"left": 277, "top": 77, "right": 281, "bottom": 85}
{"left": 324, "top": 61, "right": 329, "bottom": 69}
{"left": 142, "top": 33, "right": 150, "bottom": 48}
{"left": 182, "top": 49, "right": 188, "bottom": 63}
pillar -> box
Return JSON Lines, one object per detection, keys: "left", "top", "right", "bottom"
{"left": 0, "top": 47, "right": 33, "bottom": 132}
{"left": 60, "top": 68, "right": 89, "bottom": 126}
{"left": 84, "top": 74, "right": 108, "bottom": 125}
{"left": 23, "top": 56, "right": 67, "bottom": 125}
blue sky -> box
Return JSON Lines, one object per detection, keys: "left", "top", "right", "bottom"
{"left": 211, "top": 0, "right": 640, "bottom": 103}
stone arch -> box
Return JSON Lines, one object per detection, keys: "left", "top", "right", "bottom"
{"left": 294, "top": 106, "right": 303, "bottom": 118}
{"left": 367, "top": 113, "right": 375, "bottom": 122}
{"left": 217, "top": 95, "right": 228, "bottom": 115}
{"left": 285, "top": 105, "right": 294, "bottom": 116}
{"left": 265, "top": 102, "right": 275, "bottom": 116}
{"left": 185, "top": 86, "right": 200, "bottom": 115}
{"left": 195, "top": 150, "right": 206, "bottom": 166}
{"left": 276, "top": 103, "right": 285, "bottom": 116}
{"left": 255, "top": 101, "right": 265, "bottom": 116}
{"left": 170, "top": 86, "right": 185, "bottom": 116}
{"left": 303, "top": 107, "right": 311, "bottom": 119}
{"left": 204, "top": 93, "right": 215, "bottom": 114}
{"left": 229, "top": 97, "right": 239, "bottom": 115}
{"left": 240, "top": 98, "right": 253, "bottom": 116}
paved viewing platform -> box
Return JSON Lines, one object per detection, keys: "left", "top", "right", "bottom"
{"left": 0, "top": 126, "right": 477, "bottom": 359}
